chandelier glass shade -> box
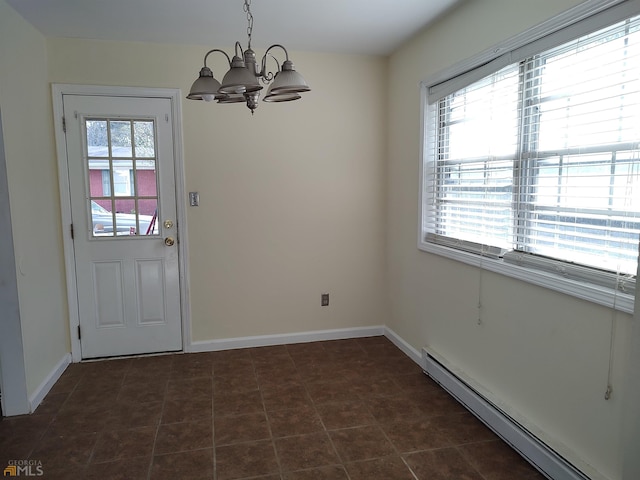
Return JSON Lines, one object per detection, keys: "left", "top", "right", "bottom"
{"left": 187, "top": 0, "right": 310, "bottom": 114}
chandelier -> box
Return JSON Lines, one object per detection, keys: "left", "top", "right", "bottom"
{"left": 187, "top": 0, "right": 311, "bottom": 114}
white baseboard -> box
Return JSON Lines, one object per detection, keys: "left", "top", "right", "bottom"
{"left": 422, "top": 347, "right": 592, "bottom": 480}
{"left": 384, "top": 327, "right": 424, "bottom": 366}
{"left": 29, "top": 353, "right": 71, "bottom": 413}
{"left": 187, "top": 325, "right": 386, "bottom": 353}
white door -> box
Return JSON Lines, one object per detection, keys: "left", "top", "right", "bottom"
{"left": 63, "top": 94, "right": 182, "bottom": 359}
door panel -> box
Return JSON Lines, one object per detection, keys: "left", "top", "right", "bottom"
{"left": 93, "top": 261, "right": 125, "bottom": 328}
{"left": 136, "top": 259, "right": 166, "bottom": 325}
{"left": 64, "top": 94, "right": 182, "bottom": 358}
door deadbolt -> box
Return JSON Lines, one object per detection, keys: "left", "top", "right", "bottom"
{"left": 163, "top": 220, "right": 174, "bottom": 229}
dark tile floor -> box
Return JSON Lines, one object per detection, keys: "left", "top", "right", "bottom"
{"left": 0, "top": 336, "right": 545, "bottom": 480}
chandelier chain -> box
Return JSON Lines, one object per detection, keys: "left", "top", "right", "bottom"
{"left": 244, "top": 0, "right": 254, "bottom": 49}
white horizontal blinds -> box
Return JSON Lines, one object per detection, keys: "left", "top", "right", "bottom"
{"left": 424, "top": 63, "right": 520, "bottom": 254}
{"left": 517, "top": 16, "right": 640, "bottom": 275}
{"left": 427, "top": 1, "right": 640, "bottom": 103}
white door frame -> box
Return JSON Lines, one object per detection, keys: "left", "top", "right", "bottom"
{"left": 52, "top": 85, "right": 191, "bottom": 362}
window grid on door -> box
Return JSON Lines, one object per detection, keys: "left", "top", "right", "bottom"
{"left": 85, "top": 118, "right": 159, "bottom": 238}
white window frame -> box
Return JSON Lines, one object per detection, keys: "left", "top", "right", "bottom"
{"left": 419, "top": 0, "right": 640, "bottom": 314}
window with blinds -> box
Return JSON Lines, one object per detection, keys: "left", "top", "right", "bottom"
{"left": 422, "top": 12, "right": 640, "bottom": 296}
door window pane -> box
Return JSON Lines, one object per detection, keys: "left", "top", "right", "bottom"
{"left": 92, "top": 200, "right": 114, "bottom": 237}
{"left": 112, "top": 160, "right": 134, "bottom": 196}
{"left": 114, "top": 199, "right": 138, "bottom": 235}
{"left": 137, "top": 199, "right": 158, "bottom": 236}
{"left": 88, "top": 159, "right": 110, "bottom": 196}
{"left": 135, "top": 160, "right": 157, "bottom": 196}
{"left": 134, "top": 121, "right": 155, "bottom": 158}
{"left": 86, "top": 120, "right": 109, "bottom": 157}
{"left": 110, "top": 121, "right": 133, "bottom": 157}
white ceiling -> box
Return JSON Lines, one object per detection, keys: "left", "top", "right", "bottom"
{"left": 7, "top": 0, "right": 462, "bottom": 56}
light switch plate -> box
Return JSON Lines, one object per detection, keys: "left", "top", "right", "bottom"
{"left": 189, "top": 192, "right": 199, "bottom": 207}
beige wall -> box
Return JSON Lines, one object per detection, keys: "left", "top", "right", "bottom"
{"left": 2, "top": 0, "right": 635, "bottom": 477}
{"left": 47, "top": 38, "right": 389, "bottom": 342}
{"left": 387, "top": 1, "right": 634, "bottom": 479}
{"left": 0, "top": 0, "right": 70, "bottom": 397}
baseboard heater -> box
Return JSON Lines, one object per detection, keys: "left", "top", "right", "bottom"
{"left": 422, "top": 348, "right": 591, "bottom": 480}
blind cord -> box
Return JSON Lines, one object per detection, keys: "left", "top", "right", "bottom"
{"left": 605, "top": 309, "right": 617, "bottom": 401}
{"left": 605, "top": 268, "right": 620, "bottom": 401}
{"left": 477, "top": 245, "right": 485, "bottom": 326}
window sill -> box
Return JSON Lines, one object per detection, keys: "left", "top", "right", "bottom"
{"left": 418, "top": 241, "right": 635, "bottom": 314}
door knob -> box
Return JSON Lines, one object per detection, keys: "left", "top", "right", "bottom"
{"left": 164, "top": 237, "right": 175, "bottom": 247}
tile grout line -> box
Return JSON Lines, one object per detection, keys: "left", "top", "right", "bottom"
{"left": 90, "top": 361, "right": 132, "bottom": 467}
{"left": 211, "top": 361, "right": 217, "bottom": 480}
{"left": 373, "top": 404, "right": 421, "bottom": 480}
{"left": 454, "top": 444, "right": 491, "bottom": 480}
{"left": 146, "top": 360, "right": 172, "bottom": 480}
{"left": 294, "top": 345, "right": 353, "bottom": 480}
{"left": 30, "top": 375, "right": 77, "bottom": 458}
{"left": 252, "top": 353, "right": 284, "bottom": 480}
{"left": 309, "top": 342, "right": 429, "bottom": 479}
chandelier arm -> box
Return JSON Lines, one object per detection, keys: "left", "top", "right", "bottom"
{"left": 259, "top": 53, "right": 280, "bottom": 83}
{"left": 263, "top": 44, "right": 291, "bottom": 62}
{"left": 234, "top": 41, "right": 245, "bottom": 59}
{"left": 203, "top": 49, "right": 232, "bottom": 67}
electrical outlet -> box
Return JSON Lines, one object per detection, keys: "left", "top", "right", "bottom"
{"left": 321, "top": 293, "right": 329, "bottom": 306}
